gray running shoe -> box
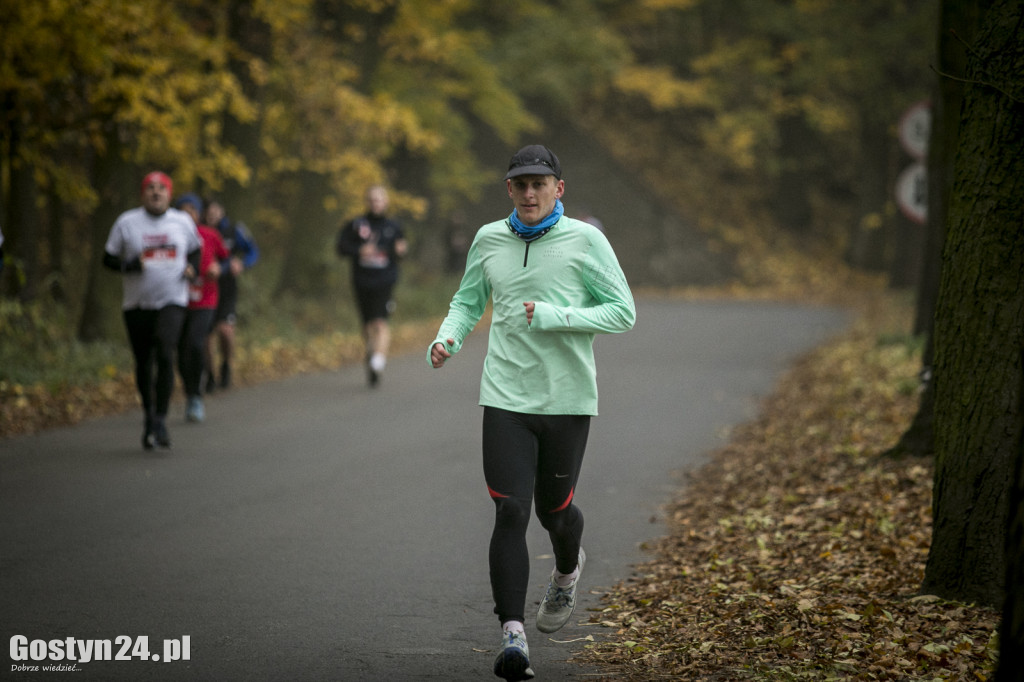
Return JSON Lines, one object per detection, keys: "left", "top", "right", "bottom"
{"left": 185, "top": 396, "right": 205, "bottom": 423}
{"left": 536, "top": 547, "right": 586, "bottom": 633}
{"left": 493, "top": 631, "right": 534, "bottom": 681}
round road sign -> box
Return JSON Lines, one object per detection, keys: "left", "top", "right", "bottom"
{"left": 898, "top": 101, "right": 931, "bottom": 160}
{"left": 895, "top": 161, "right": 927, "bottom": 224}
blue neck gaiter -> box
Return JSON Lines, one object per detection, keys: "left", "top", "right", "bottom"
{"left": 508, "top": 199, "right": 564, "bottom": 242}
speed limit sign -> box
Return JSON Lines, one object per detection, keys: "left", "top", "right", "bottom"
{"left": 896, "top": 161, "right": 927, "bottom": 224}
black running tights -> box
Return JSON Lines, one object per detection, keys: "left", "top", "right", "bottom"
{"left": 123, "top": 306, "right": 186, "bottom": 419}
{"left": 482, "top": 406, "right": 591, "bottom": 624}
{"left": 178, "top": 308, "right": 216, "bottom": 397}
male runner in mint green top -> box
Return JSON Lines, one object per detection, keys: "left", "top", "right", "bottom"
{"left": 428, "top": 145, "right": 635, "bottom": 681}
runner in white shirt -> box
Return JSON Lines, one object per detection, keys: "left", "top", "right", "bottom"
{"left": 104, "top": 171, "right": 201, "bottom": 450}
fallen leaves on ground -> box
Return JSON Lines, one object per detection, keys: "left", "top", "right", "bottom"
{"left": 573, "top": 296, "right": 1000, "bottom": 680}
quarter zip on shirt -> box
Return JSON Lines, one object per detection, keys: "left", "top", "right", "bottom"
{"left": 509, "top": 219, "right": 553, "bottom": 267}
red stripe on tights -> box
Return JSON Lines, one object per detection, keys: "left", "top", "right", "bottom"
{"left": 487, "top": 485, "right": 509, "bottom": 499}
{"left": 551, "top": 487, "right": 575, "bottom": 512}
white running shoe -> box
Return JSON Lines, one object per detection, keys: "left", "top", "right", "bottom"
{"left": 536, "top": 547, "right": 586, "bottom": 633}
{"left": 493, "top": 630, "right": 534, "bottom": 681}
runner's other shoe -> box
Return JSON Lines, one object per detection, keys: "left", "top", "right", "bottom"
{"left": 493, "top": 631, "right": 534, "bottom": 681}
{"left": 153, "top": 417, "right": 171, "bottom": 449}
{"left": 142, "top": 416, "right": 156, "bottom": 451}
{"left": 185, "top": 395, "right": 205, "bottom": 423}
{"left": 536, "top": 547, "right": 586, "bottom": 633}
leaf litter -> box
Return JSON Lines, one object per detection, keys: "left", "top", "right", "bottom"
{"left": 573, "top": 295, "right": 999, "bottom": 680}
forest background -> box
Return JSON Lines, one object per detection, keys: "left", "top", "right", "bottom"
{"left": 6, "top": 2, "right": 1024, "bottom": 679}
{"left": 0, "top": 0, "right": 935, "bottom": 424}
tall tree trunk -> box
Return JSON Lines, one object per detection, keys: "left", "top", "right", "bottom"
{"left": 912, "top": 0, "right": 983, "bottom": 338}
{"left": 77, "top": 125, "right": 134, "bottom": 342}
{"left": 7, "top": 113, "right": 42, "bottom": 302}
{"left": 219, "top": 0, "right": 270, "bottom": 225}
{"left": 921, "top": 0, "right": 1024, "bottom": 607}
{"left": 47, "top": 185, "right": 66, "bottom": 302}
{"left": 274, "top": 170, "right": 333, "bottom": 299}
{"left": 846, "top": 117, "right": 893, "bottom": 273}
{"left": 887, "top": 217, "right": 926, "bottom": 289}
{"left": 771, "top": 114, "right": 814, "bottom": 237}
{"left": 884, "top": 0, "right": 991, "bottom": 459}
{"left": 999, "top": 345, "right": 1024, "bottom": 681}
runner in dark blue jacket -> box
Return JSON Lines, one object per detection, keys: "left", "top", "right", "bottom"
{"left": 203, "top": 199, "right": 258, "bottom": 391}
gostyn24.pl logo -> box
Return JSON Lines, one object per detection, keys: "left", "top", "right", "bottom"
{"left": 10, "top": 635, "right": 190, "bottom": 670}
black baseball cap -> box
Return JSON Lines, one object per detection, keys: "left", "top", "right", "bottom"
{"left": 504, "top": 145, "right": 562, "bottom": 180}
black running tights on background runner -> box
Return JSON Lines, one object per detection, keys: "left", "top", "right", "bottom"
{"left": 178, "top": 308, "right": 216, "bottom": 397}
{"left": 482, "top": 406, "right": 591, "bottom": 624}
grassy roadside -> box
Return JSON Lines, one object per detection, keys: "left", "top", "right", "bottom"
{"left": 573, "top": 292, "right": 1000, "bottom": 680}
{"left": 0, "top": 267, "right": 461, "bottom": 439}
{"left": 0, "top": 316, "right": 443, "bottom": 440}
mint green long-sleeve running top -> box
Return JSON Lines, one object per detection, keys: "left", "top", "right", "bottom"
{"left": 428, "top": 216, "right": 636, "bottom": 416}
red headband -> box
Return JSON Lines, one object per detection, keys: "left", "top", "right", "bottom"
{"left": 141, "top": 171, "right": 173, "bottom": 196}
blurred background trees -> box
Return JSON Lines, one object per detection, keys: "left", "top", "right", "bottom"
{"left": 6, "top": 0, "right": 1024, "bottom": 660}
{"left": 1, "top": 0, "right": 936, "bottom": 342}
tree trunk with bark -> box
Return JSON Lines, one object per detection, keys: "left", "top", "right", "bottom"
{"left": 6, "top": 113, "right": 42, "bottom": 302}
{"left": 1000, "top": 346, "right": 1024, "bottom": 681}
{"left": 218, "top": 0, "right": 270, "bottom": 224}
{"left": 274, "top": 170, "right": 333, "bottom": 299}
{"left": 921, "top": 0, "right": 1024, "bottom": 608}
{"left": 76, "top": 125, "right": 134, "bottom": 343}
{"left": 885, "top": 0, "right": 991, "bottom": 459}
{"left": 846, "top": 116, "right": 893, "bottom": 275}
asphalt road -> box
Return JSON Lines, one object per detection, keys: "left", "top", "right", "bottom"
{"left": 1, "top": 299, "right": 849, "bottom": 681}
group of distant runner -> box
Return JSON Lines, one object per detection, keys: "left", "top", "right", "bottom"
{"left": 103, "top": 172, "right": 258, "bottom": 448}
{"left": 103, "top": 173, "right": 408, "bottom": 449}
